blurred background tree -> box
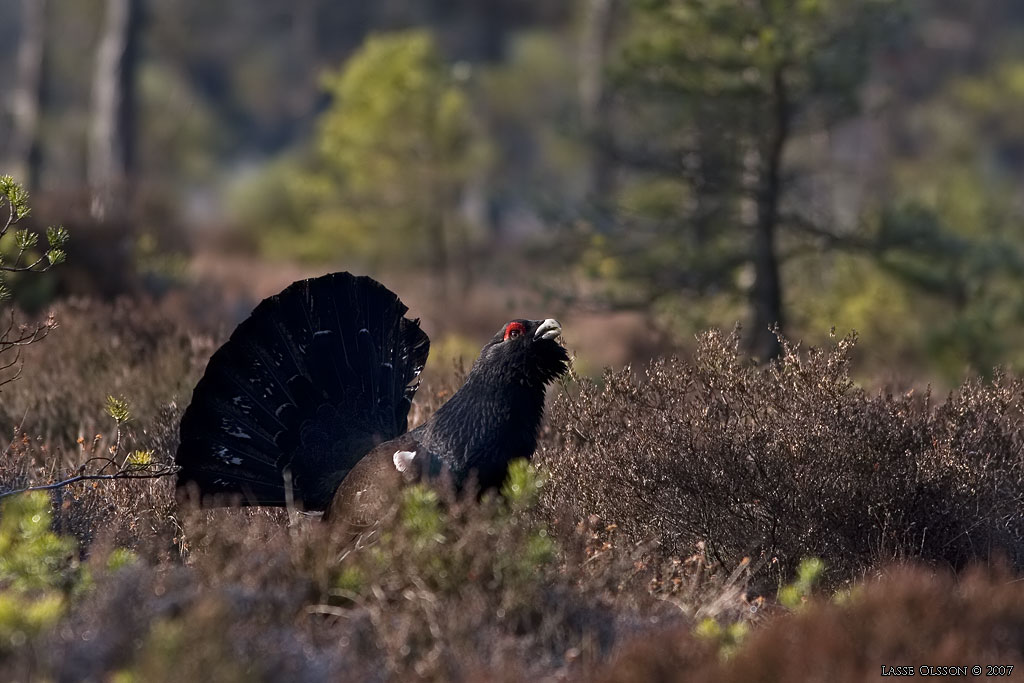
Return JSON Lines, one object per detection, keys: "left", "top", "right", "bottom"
{"left": 235, "top": 30, "right": 490, "bottom": 300}
{"left": 586, "top": 0, "right": 902, "bottom": 359}
{"left": 1, "top": 0, "right": 1024, "bottom": 381}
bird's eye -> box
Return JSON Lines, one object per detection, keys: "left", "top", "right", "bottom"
{"left": 503, "top": 322, "right": 525, "bottom": 341}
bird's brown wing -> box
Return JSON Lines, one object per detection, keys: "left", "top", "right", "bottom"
{"left": 323, "top": 433, "right": 423, "bottom": 528}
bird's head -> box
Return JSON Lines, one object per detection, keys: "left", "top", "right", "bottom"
{"left": 472, "top": 318, "right": 570, "bottom": 387}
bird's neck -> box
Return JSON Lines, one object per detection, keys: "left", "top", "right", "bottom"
{"left": 419, "top": 371, "right": 546, "bottom": 489}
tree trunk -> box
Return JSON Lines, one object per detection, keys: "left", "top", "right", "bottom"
{"left": 88, "top": 0, "right": 140, "bottom": 221}
{"left": 748, "top": 65, "right": 789, "bottom": 361}
{"left": 578, "top": 0, "right": 617, "bottom": 217}
{"left": 8, "top": 0, "right": 47, "bottom": 190}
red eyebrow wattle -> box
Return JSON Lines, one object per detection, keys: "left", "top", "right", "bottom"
{"left": 503, "top": 322, "right": 526, "bottom": 340}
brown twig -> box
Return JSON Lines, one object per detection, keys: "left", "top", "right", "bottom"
{"left": 0, "top": 463, "right": 179, "bottom": 501}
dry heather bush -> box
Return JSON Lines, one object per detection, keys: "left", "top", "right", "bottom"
{"left": 541, "top": 329, "right": 1024, "bottom": 586}
{"left": 9, "top": 296, "right": 1024, "bottom": 680}
{"left": 0, "top": 297, "right": 213, "bottom": 553}
{"left": 0, "top": 297, "right": 215, "bottom": 450}
{"left": 4, "top": 465, "right": 748, "bottom": 682}
{"left": 596, "top": 564, "right": 1024, "bottom": 683}
{"left": 0, "top": 393, "right": 184, "bottom": 555}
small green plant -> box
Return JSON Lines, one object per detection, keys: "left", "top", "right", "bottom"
{"left": 105, "top": 394, "right": 132, "bottom": 424}
{"left": 0, "top": 492, "right": 77, "bottom": 650}
{"left": 778, "top": 557, "right": 826, "bottom": 609}
{"left": 399, "top": 485, "right": 445, "bottom": 546}
{"left": 126, "top": 450, "right": 153, "bottom": 467}
{"left": 0, "top": 492, "right": 76, "bottom": 592}
{"left": 501, "top": 457, "right": 547, "bottom": 510}
{"left": 695, "top": 616, "right": 750, "bottom": 659}
{"left": 0, "top": 393, "right": 179, "bottom": 502}
{"left": 0, "top": 175, "right": 69, "bottom": 300}
{"left": 105, "top": 548, "right": 138, "bottom": 572}
{"left": 0, "top": 175, "right": 68, "bottom": 392}
{"left": 318, "top": 462, "right": 566, "bottom": 676}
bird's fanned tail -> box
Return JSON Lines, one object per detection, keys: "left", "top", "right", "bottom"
{"left": 176, "top": 272, "right": 430, "bottom": 510}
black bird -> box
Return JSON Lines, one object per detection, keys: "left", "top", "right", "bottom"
{"left": 175, "top": 272, "right": 569, "bottom": 519}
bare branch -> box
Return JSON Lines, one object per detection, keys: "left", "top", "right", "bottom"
{"left": 0, "top": 464, "right": 180, "bottom": 501}
{"left": 0, "top": 255, "right": 54, "bottom": 274}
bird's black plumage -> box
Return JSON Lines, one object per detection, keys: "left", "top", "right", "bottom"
{"left": 410, "top": 318, "right": 570, "bottom": 492}
{"left": 176, "top": 273, "right": 569, "bottom": 516}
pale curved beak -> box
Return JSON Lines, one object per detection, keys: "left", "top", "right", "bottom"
{"left": 535, "top": 318, "right": 561, "bottom": 340}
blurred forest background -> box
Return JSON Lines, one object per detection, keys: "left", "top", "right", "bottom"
{"left": 3, "top": 0, "right": 1024, "bottom": 385}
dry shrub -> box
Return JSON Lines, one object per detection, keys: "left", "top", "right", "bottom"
{"left": 0, "top": 297, "right": 214, "bottom": 450}
{"left": 6, "top": 298, "right": 1024, "bottom": 681}
{"left": 3, "top": 474, "right": 695, "bottom": 682}
{"left": 725, "top": 564, "right": 1024, "bottom": 682}
{"left": 290, "top": 469, "right": 644, "bottom": 681}
{"left": 541, "top": 329, "right": 1024, "bottom": 585}
{"left": 597, "top": 563, "right": 1024, "bottom": 683}
{"left": 0, "top": 296, "right": 212, "bottom": 554}
{"left": 591, "top": 626, "right": 715, "bottom": 683}
{"left": 0, "top": 401, "right": 182, "bottom": 556}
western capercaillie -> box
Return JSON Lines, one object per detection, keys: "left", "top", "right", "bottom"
{"left": 175, "top": 272, "right": 569, "bottom": 521}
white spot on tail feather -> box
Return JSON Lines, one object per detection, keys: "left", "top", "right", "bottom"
{"left": 222, "top": 419, "right": 251, "bottom": 439}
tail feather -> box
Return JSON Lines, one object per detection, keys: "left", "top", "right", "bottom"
{"left": 177, "top": 272, "right": 429, "bottom": 510}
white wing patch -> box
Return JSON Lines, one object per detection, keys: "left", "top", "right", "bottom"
{"left": 393, "top": 450, "right": 417, "bottom": 473}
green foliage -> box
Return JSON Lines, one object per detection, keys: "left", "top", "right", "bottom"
{"left": 398, "top": 485, "right": 445, "bottom": 546}
{"left": 0, "top": 491, "right": 146, "bottom": 655}
{"left": 0, "top": 177, "right": 66, "bottom": 345}
{"left": 237, "top": 30, "right": 489, "bottom": 269}
{"left": 0, "top": 592, "right": 64, "bottom": 649}
{"left": 0, "top": 492, "right": 76, "bottom": 593}
{"left": 695, "top": 615, "right": 749, "bottom": 659}
{"left": 313, "top": 464, "right": 577, "bottom": 675}
{"left": 15, "top": 229, "right": 38, "bottom": 251}
{"left": 45, "top": 225, "right": 70, "bottom": 267}
{"left": 583, "top": 0, "right": 904, "bottom": 351}
{"left": 126, "top": 450, "right": 153, "bottom": 468}
{"left": 0, "top": 176, "right": 31, "bottom": 222}
{"left": 782, "top": 52, "right": 1024, "bottom": 380}
{"left": 500, "top": 457, "right": 546, "bottom": 509}
{"left": 115, "top": 600, "right": 253, "bottom": 683}
{"left": 329, "top": 462, "right": 560, "bottom": 609}
{"left": 778, "top": 558, "right": 825, "bottom": 609}
{"left": 0, "top": 176, "right": 69, "bottom": 274}
{"left": 105, "top": 395, "right": 133, "bottom": 424}
{"left": 105, "top": 548, "right": 139, "bottom": 572}
{"left": 0, "top": 493, "right": 76, "bottom": 650}
{"left": 619, "top": 0, "right": 896, "bottom": 100}
{"left": 850, "top": 57, "right": 1024, "bottom": 378}
{"left": 318, "top": 31, "right": 477, "bottom": 193}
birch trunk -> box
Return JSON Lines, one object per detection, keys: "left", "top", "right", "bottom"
{"left": 88, "top": 0, "right": 139, "bottom": 220}
{"left": 8, "top": 0, "right": 47, "bottom": 190}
